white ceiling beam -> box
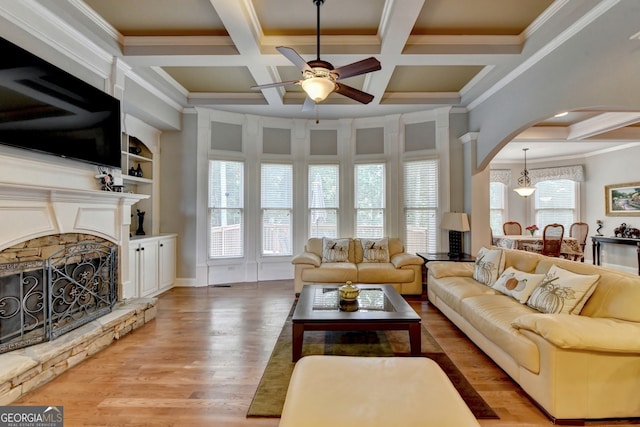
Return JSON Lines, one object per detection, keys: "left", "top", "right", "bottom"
{"left": 404, "top": 35, "right": 522, "bottom": 55}
{"left": 381, "top": 92, "right": 460, "bottom": 105}
{"left": 513, "top": 126, "right": 570, "bottom": 142}
{"left": 567, "top": 112, "right": 640, "bottom": 140}
{"left": 188, "top": 93, "right": 268, "bottom": 105}
{"left": 366, "top": 0, "right": 425, "bottom": 104}
{"left": 207, "top": 0, "right": 285, "bottom": 106}
{"left": 582, "top": 127, "right": 640, "bottom": 141}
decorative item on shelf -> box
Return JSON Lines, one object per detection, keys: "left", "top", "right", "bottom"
{"left": 596, "top": 220, "right": 603, "bottom": 236}
{"left": 441, "top": 212, "right": 470, "bottom": 258}
{"left": 96, "top": 169, "right": 114, "bottom": 191}
{"left": 525, "top": 224, "right": 539, "bottom": 236}
{"left": 128, "top": 166, "right": 136, "bottom": 176}
{"left": 135, "top": 209, "right": 146, "bottom": 236}
{"left": 135, "top": 163, "right": 143, "bottom": 177}
{"left": 339, "top": 281, "right": 360, "bottom": 302}
{"left": 514, "top": 148, "right": 536, "bottom": 198}
{"left": 614, "top": 223, "right": 640, "bottom": 239}
{"left": 128, "top": 146, "right": 142, "bottom": 155}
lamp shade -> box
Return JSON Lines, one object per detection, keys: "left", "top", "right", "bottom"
{"left": 513, "top": 186, "right": 536, "bottom": 197}
{"left": 301, "top": 77, "right": 336, "bottom": 102}
{"left": 441, "top": 212, "right": 470, "bottom": 232}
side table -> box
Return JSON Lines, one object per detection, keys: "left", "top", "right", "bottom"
{"left": 416, "top": 252, "right": 476, "bottom": 299}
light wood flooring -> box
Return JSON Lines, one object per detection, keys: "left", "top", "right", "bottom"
{"left": 13, "top": 280, "right": 639, "bottom": 426}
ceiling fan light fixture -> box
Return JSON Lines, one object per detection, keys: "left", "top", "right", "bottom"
{"left": 514, "top": 148, "right": 536, "bottom": 198}
{"left": 301, "top": 77, "right": 335, "bottom": 103}
{"left": 251, "top": 0, "right": 379, "bottom": 106}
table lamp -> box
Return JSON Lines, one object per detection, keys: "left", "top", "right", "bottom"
{"left": 441, "top": 212, "right": 470, "bottom": 258}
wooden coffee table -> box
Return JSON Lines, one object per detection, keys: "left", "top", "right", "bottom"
{"left": 291, "top": 284, "right": 422, "bottom": 361}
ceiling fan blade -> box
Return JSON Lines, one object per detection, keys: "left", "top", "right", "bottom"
{"left": 334, "top": 83, "right": 374, "bottom": 104}
{"left": 251, "top": 80, "right": 300, "bottom": 90}
{"left": 332, "top": 57, "right": 381, "bottom": 80}
{"left": 302, "top": 96, "right": 316, "bottom": 112}
{"left": 276, "top": 46, "right": 313, "bottom": 72}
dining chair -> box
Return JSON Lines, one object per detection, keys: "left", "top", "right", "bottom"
{"left": 503, "top": 221, "right": 522, "bottom": 236}
{"left": 569, "top": 222, "right": 589, "bottom": 262}
{"left": 541, "top": 223, "right": 564, "bottom": 257}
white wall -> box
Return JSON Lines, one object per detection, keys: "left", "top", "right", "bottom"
{"left": 158, "top": 108, "right": 464, "bottom": 286}
{"left": 159, "top": 112, "right": 198, "bottom": 284}
{"left": 583, "top": 145, "right": 640, "bottom": 273}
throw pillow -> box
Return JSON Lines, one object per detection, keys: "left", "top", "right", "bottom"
{"left": 473, "top": 247, "right": 505, "bottom": 287}
{"left": 527, "top": 265, "right": 600, "bottom": 314}
{"left": 362, "top": 237, "right": 390, "bottom": 263}
{"left": 321, "top": 238, "right": 350, "bottom": 263}
{"left": 492, "top": 266, "right": 546, "bottom": 304}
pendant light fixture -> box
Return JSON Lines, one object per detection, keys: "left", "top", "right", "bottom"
{"left": 514, "top": 148, "right": 536, "bottom": 197}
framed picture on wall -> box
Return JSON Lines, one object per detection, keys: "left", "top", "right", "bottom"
{"left": 605, "top": 182, "right": 640, "bottom": 216}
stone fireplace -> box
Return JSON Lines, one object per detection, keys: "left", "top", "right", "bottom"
{"left": 0, "top": 234, "right": 118, "bottom": 354}
{"left": 0, "top": 183, "right": 156, "bottom": 404}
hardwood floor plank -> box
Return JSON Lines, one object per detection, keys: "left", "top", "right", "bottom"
{"left": 11, "top": 280, "right": 638, "bottom": 426}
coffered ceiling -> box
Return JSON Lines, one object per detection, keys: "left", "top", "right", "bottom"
{"left": 37, "top": 0, "right": 640, "bottom": 160}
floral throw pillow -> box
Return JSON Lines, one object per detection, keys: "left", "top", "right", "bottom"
{"left": 527, "top": 265, "right": 600, "bottom": 314}
{"left": 473, "top": 247, "right": 505, "bottom": 287}
{"left": 492, "top": 266, "right": 545, "bottom": 304}
{"left": 322, "top": 238, "right": 350, "bottom": 263}
{"left": 361, "top": 237, "right": 390, "bottom": 263}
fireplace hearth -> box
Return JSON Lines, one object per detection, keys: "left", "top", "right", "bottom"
{"left": 0, "top": 237, "right": 117, "bottom": 354}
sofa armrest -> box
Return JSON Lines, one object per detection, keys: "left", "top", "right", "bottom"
{"left": 390, "top": 253, "right": 424, "bottom": 268}
{"left": 292, "top": 252, "right": 321, "bottom": 267}
{"left": 427, "top": 262, "right": 474, "bottom": 279}
{"left": 512, "top": 313, "right": 640, "bottom": 353}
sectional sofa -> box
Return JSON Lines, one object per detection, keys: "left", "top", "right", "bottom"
{"left": 426, "top": 246, "right": 640, "bottom": 422}
{"left": 292, "top": 237, "right": 424, "bottom": 295}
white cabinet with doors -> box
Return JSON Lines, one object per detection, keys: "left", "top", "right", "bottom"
{"left": 129, "top": 234, "right": 177, "bottom": 298}
{"left": 158, "top": 235, "right": 177, "bottom": 290}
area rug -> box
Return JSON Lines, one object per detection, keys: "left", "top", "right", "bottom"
{"left": 247, "top": 300, "right": 498, "bottom": 419}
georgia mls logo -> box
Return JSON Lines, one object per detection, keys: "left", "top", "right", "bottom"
{"left": 0, "top": 405, "right": 64, "bottom": 427}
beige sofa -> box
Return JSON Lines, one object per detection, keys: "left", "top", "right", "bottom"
{"left": 427, "top": 246, "right": 640, "bottom": 422}
{"left": 292, "top": 237, "right": 424, "bottom": 295}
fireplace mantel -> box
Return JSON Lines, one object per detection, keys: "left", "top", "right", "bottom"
{"left": 0, "top": 182, "right": 148, "bottom": 251}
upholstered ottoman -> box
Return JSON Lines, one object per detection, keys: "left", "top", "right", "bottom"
{"left": 278, "top": 355, "right": 480, "bottom": 427}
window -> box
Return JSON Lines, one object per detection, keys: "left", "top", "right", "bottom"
{"left": 534, "top": 179, "right": 577, "bottom": 231}
{"left": 261, "top": 163, "right": 292, "bottom": 255}
{"left": 355, "top": 163, "right": 385, "bottom": 238}
{"left": 489, "top": 182, "right": 506, "bottom": 236}
{"left": 403, "top": 159, "right": 438, "bottom": 253}
{"left": 308, "top": 165, "right": 339, "bottom": 238}
{"left": 208, "top": 160, "right": 243, "bottom": 258}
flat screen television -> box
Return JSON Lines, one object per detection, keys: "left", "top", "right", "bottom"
{"left": 0, "top": 37, "right": 121, "bottom": 169}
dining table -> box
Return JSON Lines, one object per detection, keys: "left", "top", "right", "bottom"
{"left": 492, "top": 234, "right": 584, "bottom": 260}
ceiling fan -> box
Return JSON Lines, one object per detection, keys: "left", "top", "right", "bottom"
{"left": 251, "top": 0, "right": 381, "bottom": 109}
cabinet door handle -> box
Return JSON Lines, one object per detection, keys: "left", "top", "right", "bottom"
{"left": 160, "top": 244, "right": 164, "bottom": 247}
{"left": 141, "top": 247, "right": 145, "bottom": 251}
{"left": 136, "top": 248, "right": 140, "bottom": 252}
